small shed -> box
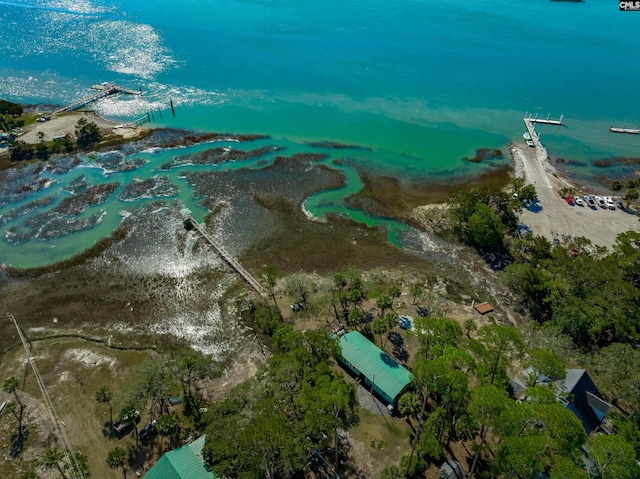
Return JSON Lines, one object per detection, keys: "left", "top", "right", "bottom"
{"left": 143, "top": 435, "right": 215, "bottom": 479}
{"left": 338, "top": 331, "right": 414, "bottom": 406}
{"left": 474, "top": 302, "right": 494, "bottom": 315}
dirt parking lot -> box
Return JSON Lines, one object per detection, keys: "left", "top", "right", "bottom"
{"left": 515, "top": 144, "right": 639, "bottom": 249}
{"left": 17, "top": 111, "right": 143, "bottom": 145}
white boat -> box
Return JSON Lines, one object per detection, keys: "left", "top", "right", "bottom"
{"left": 523, "top": 132, "right": 532, "bottom": 140}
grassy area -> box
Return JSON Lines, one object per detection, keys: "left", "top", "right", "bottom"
{"left": 21, "top": 113, "right": 41, "bottom": 127}
{"left": 0, "top": 337, "right": 152, "bottom": 478}
{"left": 347, "top": 407, "right": 411, "bottom": 477}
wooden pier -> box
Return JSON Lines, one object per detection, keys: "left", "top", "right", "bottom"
{"left": 181, "top": 209, "right": 267, "bottom": 297}
{"left": 609, "top": 125, "right": 639, "bottom": 135}
{"left": 52, "top": 84, "right": 142, "bottom": 115}
{"left": 524, "top": 112, "right": 564, "bottom": 126}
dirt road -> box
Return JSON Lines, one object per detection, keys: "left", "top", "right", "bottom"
{"left": 516, "top": 143, "right": 639, "bottom": 249}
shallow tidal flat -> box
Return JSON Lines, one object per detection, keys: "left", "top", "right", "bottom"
{"left": 5, "top": 180, "right": 120, "bottom": 245}
{"left": 159, "top": 145, "right": 285, "bottom": 170}
{"left": 181, "top": 152, "right": 340, "bottom": 254}
{"left": 0, "top": 203, "right": 245, "bottom": 358}
{"left": 118, "top": 176, "right": 179, "bottom": 201}
{"left": 346, "top": 160, "right": 514, "bottom": 221}
{"left": 553, "top": 154, "right": 640, "bottom": 192}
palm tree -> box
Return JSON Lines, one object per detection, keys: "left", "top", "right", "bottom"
{"left": 3, "top": 377, "right": 23, "bottom": 410}
{"left": 371, "top": 318, "right": 390, "bottom": 349}
{"left": 3, "top": 377, "right": 25, "bottom": 443}
{"left": 156, "top": 414, "right": 178, "bottom": 452}
{"left": 376, "top": 295, "right": 392, "bottom": 318}
{"left": 66, "top": 451, "right": 89, "bottom": 477}
{"left": 107, "top": 446, "right": 128, "bottom": 479}
{"left": 389, "top": 284, "right": 401, "bottom": 302}
{"left": 95, "top": 385, "right": 113, "bottom": 426}
{"left": 42, "top": 447, "right": 66, "bottom": 479}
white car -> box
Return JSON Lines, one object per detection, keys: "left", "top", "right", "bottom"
{"left": 574, "top": 196, "right": 584, "bottom": 206}
{"left": 595, "top": 196, "right": 606, "bottom": 209}
{"left": 605, "top": 196, "right": 616, "bottom": 210}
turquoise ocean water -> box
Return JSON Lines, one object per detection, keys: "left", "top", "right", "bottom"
{"left": 1, "top": 0, "right": 639, "bottom": 268}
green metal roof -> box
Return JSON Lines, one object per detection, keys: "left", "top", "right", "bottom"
{"left": 339, "top": 331, "right": 414, "bottom": 404}
{"left": 144, "top": 436, "right": 216, "bottom": 479}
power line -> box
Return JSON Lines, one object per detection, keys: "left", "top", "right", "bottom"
{"left": 7, "top": 312, "right": 85, "bottom": 479}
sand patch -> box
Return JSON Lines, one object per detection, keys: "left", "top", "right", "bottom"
{"left": 63, "top": 347, "right": 118, "bottom": 370}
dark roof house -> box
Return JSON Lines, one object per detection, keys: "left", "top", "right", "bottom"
{"left": 338, "top": 331, "right": 414, "bottom": 406}
{"left": 143, "top": 435, "right": 215, "bottom": 479}
{"left": 554, "top": 369, "right": 612, "bottom": 435}
{"left": 508, "top": 368, "right": 612, "bottom": 435}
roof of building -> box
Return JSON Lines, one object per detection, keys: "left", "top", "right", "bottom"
{"left": 143, "top": 436, "right": 214, "bottom": 479}
{"left": 555, "top": 369, "right": 612, "bottom": 435}
{"left": 474, "top": 302, "right": 494, "bottom": 314}
{"left": 339, "top": 331, "right": 414, "bottom": 404}
{"left": 438, "top": 459, "right": 465, "bottom": 479}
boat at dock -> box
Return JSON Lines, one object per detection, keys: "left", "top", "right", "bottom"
{"left": 523, "top": 132, "right": 531, "bottom": 140}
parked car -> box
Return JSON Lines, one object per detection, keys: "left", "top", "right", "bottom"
{"left": 139, "top": 420, "right": 156, "bottom": 440}
{"left": 584, "top": 195, "right": 596, "bottom": 207}
{"left": 605, "top": 196, "right": 616, "bottom": 210}
{"left": 574, "top": 196, "right": 584, "bottom": 206}
{"left": 112, "top": 410, "right": 140, "bottom": 433}
{"left": 566, "top": 196, "right": 574, "bottom": 205}
{"left": 616, "top": 200, "right": 624, "bottom": 209}
{"left": 595, "top": 196, "right": 606, "bottom": 208}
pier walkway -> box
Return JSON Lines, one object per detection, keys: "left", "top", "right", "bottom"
{"left": 523, "top": 118, "right": 543, "bottom": 149}
{"left": 52, "top": 84, "right": 142, "bottom": 115}
{"left": 181, "top": 210, "right": 267, "bottom": 297}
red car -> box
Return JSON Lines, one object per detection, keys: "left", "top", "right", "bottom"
{"left": 566, "top": 196, "right": 574, "bottom": 205}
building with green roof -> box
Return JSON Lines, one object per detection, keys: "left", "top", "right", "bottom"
{"left": 338, "top": 331, "right": 414, "bottom": 406}
{"left": 143, "top": 435, "right": 216, "bottom": 479}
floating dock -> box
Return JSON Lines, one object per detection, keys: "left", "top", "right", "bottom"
{"left": 52, "top": 84, "right": 142, "bottom": 115}
{"left": 181, "top": 209, "right": 267, "bottom": 297}
{"left": 609, "top": 125, "right": 639, "bottom": 135}
{"left": 524, "top": 112, "right": 564, "bottom": 126}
